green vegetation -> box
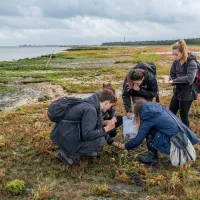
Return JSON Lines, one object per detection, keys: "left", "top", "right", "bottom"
{"left": 102, "top": 37, "right": 200, "bottom": 46}
{"left": 0, "top": 45, "right": 200, "bottom": 199}
{"left": 5, "top": 179, "right": 25, "bottom": 195}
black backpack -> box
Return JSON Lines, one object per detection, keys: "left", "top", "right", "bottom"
{"left": 47, "top": 97, "right": 83, "bottom": 122}
{"left": 134, "top": 62, "right": 157, "bottom": 76}
{"left": 196, "top": 61, "right": 200, "bottom": 93}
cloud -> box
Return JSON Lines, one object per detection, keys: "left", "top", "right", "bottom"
{"left": 0, "top": 0, "right": 200, "bottom": 45}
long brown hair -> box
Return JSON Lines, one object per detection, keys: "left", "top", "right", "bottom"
{"left": 127, "top": 69, "right": 145, "bottom": 90}
{"left": 133, "top": 98, "right": 147, "bottom": 126}
{"left": 102, "top": 83, "right": 116, "bottom": 95}
{"left": 172, "top": 39, "right": 188, "bottom": 65}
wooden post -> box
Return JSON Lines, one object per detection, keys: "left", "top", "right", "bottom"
{"left": 45, "top": 50, "right": 54, "bottom": 69}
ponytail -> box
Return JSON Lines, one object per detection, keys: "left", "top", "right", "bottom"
{"left": 172, "top": 39, "right": 188, "bottom": 64}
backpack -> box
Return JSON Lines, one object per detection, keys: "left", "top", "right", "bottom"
{"left": 196, "top": 60, "right": 200, "bottom": 93}
{"left": 47, "top": 97, "right": 83, "bottom": 122}
{"left": 134, "top": 62, "right": 157, "bottom": 75}
{"left": 165, "top": 108, "right": 196, "bottom": 166}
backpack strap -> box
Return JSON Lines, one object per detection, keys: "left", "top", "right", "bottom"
{"left": 142, "top": 62, "right": 156, "bottom": 75}
{"left": 163, "top": 107, "right": 189, "bottom": 147}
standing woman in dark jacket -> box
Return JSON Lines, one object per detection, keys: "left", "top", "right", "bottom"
{"left": 122, "top": 62, "right": 159, "bottom": 118}
{"left": 169, "top": 39, "right": 198, "bottom": 127}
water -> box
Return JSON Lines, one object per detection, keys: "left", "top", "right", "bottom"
{"left": 0, "top": 46, "right": 69, "bottom": 61}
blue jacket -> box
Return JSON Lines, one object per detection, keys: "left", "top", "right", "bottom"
{"left": 125, "top": 102, "right": 199, "bottom": 155}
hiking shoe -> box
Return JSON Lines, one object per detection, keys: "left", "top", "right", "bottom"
{"left": 85, "top": 151, "right": 98, "bottom": 157}
{"left": 56, "top": 152, "right": 73, "bottom": 165}
{"left": 139, "top": 154, "right": 158, "bottom": 165}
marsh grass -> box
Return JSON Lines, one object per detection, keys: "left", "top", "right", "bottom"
{"left": 0, "top": 46, "right": 200, "bottom": 199}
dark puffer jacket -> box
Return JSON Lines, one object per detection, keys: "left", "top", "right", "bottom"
{"left": 122, "top": 69, "right": 159, "bottom": 113}
{"left": 50, "top": 93, "right": 106, "bottom": 156}
{"left": 170, "top": 53, "right": 198, "bottom": 101}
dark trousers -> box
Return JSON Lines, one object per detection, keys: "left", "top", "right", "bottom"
{"left": 146, "top": 129, "right": 158, "bottom": 157}
{"left": 169, "top": 97, "right": 193, "bottom": 127}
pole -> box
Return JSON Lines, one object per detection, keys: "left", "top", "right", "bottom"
{"left": 45, "top": 50, "right": 54, "bottom": 69}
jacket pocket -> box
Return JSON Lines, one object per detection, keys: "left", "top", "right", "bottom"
{"left": 58, "top": 120, "right": 82, "bottom": 155}
{"left": 151, "top": 132, "right": 170, "bottom": 155}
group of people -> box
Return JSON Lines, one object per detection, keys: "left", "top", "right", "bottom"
{"left": 50, "top": 39, "right": 199, "bottom": 166}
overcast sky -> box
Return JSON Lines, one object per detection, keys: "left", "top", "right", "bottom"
{"left": 0, "top": 0, "right": 200, "bottom": 46}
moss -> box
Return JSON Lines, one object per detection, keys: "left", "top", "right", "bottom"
{"left": 5, "top": 179, "right": 25, "bottom": 195}
{"left": 92, "top": 184, "right": 109, "bottom": 195}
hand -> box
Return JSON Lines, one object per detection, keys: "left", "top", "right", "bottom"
{"left": 104, "top": 120, "right": 109, "bottom": 126}
{"left": 104, "top": 120, "right": 115, "bottom": 132}
{"left": 111, "top": 117, "right": 117, "bottom": 123}
{"left": 112, "top": 142, "right": 125, "bottom": 150}
{"left": 133, "top": 85, "right": 140, "bottom": 91}
{"left": 126, "top": 112, "right": 133, "bottom": 118}
{"left": 168, "top": 80, "right": 173, "bottom": 86}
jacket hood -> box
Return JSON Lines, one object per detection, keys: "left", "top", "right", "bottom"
{"left": 188, "top": 52, "right": 197, "bottom": 62}
{"left": 84, "top": 92, "right": 100, "bottom": 111}
{"left": 141, "top": 102, "right": 163, "bottom": 120}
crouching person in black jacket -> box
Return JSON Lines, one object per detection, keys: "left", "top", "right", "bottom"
{"left": 122, "top": 62, "right": 159, "bottom": 118}
{"left": 51, "top": 90, "right": 117, "bottom": 165}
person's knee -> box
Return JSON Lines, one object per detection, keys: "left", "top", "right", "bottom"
{"left": 99, "top": 137, "right": 106, "bottom": 147}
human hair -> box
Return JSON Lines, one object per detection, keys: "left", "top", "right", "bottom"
{"left": 102, "top": 83, "right": 116, "bottom": 95}
{"left": 172, "top": 39, "right": 188, "bottom": 64}
{"left": 127, "top": 68, "right": 145, "bottom": 90}
{"left": 99, "top": 89, "right": 117, "bottom": 103}
{"left": 133, "top": 98, "right": 147, "bottom": 125}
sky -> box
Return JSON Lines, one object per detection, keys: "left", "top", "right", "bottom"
{"left": 0, "top": 0, "right": 200, "bottom": 46}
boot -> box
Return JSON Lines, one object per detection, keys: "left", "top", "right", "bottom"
{"left": 56, "top": 151, "right": 74, "bottom": 165}
{"left": 139, "top": 134, "right": 158, "bottom": 164}
{"left": 139, "top": 152, "right": 158, "bottom": 164}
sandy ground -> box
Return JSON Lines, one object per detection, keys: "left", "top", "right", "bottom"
{"left": 0, "top": 77, "right": 172, "bottom": 112}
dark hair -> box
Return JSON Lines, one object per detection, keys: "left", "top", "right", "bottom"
{"left": 127, "top": 69, "right": 145, "bottom": 90}
{"left": 133, "top": 98, "right": 147, "bottom": 125}
{"left": 99, "top": 89, "right": 117, "bottom": 103}
{"left": 172, "top": 39, "right": 188, "bottom": 64}
{"left": 102, "top": 83, "right": 116, "bottom": 95}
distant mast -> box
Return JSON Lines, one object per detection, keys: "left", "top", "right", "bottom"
{"left": 124, "top": 37, "right": 126, "bottom": 43}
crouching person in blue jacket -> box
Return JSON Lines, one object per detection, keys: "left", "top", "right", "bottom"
{"left": 119, "top": 98, "right": 199, "bottom": 164}
{"left": 51, "top": 89, "right": 117, "bottom": 165}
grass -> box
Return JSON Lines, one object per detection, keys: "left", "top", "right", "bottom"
{"left": 0, "top": 45, "right": 200, "bottom": 199}
{"left": 0, "top": 85, "right": 18, "bottom": 96}
{"left": 0, "top": 97, "right": 200, "bottom": 199}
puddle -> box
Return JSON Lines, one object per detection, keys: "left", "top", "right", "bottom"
{"left": 0, "top": 85, "right": 43, "bottom": 111}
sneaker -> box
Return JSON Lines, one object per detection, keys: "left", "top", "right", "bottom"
{"left": 85, "top": 151, "right": 98, "bottom": 157}
{"left": 139, "top": 154, "right": 158, "bottom": 165}
{"left": 56, "top": 152, "right": 73, "bottom": 165}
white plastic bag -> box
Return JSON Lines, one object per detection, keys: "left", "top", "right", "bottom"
{"left": 122, "top": 114, "right": 138, "bottom": 139}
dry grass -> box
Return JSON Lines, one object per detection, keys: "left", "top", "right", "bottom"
{"left": 0, "top": 45, "right": 200, "bottom": 199}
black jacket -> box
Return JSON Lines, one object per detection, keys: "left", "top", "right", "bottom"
{"left": 170, "top": 53, "right": 198, "bottom": 101}
{"left": 122, "top": 70, "right": 159, "bottom": 113}
{"left": 50, "top": 93, "right": 106, "bottom": 155}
